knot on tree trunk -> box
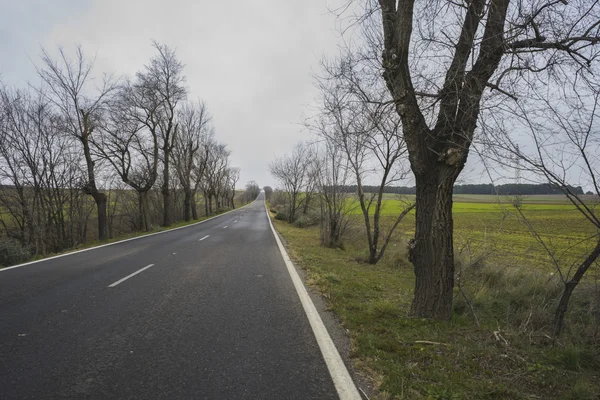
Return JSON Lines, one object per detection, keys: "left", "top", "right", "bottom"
{"left": 407, "top": 238, "right": 416, "bottom": 263}
{"left": 438, "top": 147, "right": 464, "bottom": 166}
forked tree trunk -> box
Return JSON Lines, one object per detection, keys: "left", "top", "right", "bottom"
{"left": 409, "top": 166, "right": 460, "bottom": 319}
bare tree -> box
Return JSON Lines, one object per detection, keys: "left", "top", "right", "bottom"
{"left": 36, "top": 46, "right": 118, "bottom": 241}
{"left": 138, "top": 41, "right": 187, "bottom": 227}
{"left": 244, "top": 181, "right": 260, "bottom": 203}
{"left": 263, "top": 186, "right": 273, "bottom": 202}
{"left": 203, "top": 142, "right": 231, "bottom": 215}
{"left": 484, "top": 81, "right": 600, "bottom": 339}
{"left": 227, "top": 167, "right": 240, "bottom": 208}
{"left": 340, "top": 0, "right": 600, "bottom": 319}
{"left": 314, "top": 139, "right": 352, "bottom": 248}
{"left": 95, "top": 79, "right": 159, "bottom": 231}
{"left": 174, "top": 100, "right": 211, "bottom": 221}
{"left": 315, "top": 52, "right": 414, "bottom": 263}
{"left": 269, "top": 143, "right": 312, "bottom": 223}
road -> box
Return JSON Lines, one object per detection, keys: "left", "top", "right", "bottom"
{"left": 0, "top": 193, "right": 353, "bottom": 399}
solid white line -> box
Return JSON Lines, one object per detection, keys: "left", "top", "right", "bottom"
{"left": 0, "top": 197, "right": 259, "bottom": 273}
{"left": 108, "top": 264, "right": 155, "bottom": 288}
{"left": 264, "top": 201, "right": 361, "bottom": 400}
{"left": 223, "top": 226, "right": 228, "bottom": 229}
{"left": 199, "top": 235, "right": 210, "bottom": 241}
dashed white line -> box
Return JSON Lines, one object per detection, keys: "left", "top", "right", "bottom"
{"left": 199, "top": 235, "right": 210, "bottom": 241}
{"left": 223, "top": 225, "right": 228, "bottom": 229}
{"left": 234, "top": 220, "right": 238, "bottom": 223}
{"left": 108, "top": 264, "right": 155, "bottom": 288}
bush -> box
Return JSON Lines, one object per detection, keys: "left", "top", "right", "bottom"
{"left": 0, "top": 237, "right": 31, "bottom": 267}
{"left": 293, "top": 212, "right": 320, "bottom": 228}
{"left": 270, "top": 191, "right": 288, "bottom": 209}
{"left": 275, "top": 211, "right": 289, "bottom": 221}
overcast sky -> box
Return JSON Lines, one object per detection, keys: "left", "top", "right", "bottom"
{"left": 0, "top": 0, "right": 351, "bottom": 188}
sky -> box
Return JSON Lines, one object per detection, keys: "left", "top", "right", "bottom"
{"left": 0, "top": 0, "right": 348, "bottom": 188}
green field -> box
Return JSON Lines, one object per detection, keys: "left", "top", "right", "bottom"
{"left": 347, "top": 194, "right": 599, "bottom": 273}
{"left": 270, "top": 194, "right": 600, "bottom": 399}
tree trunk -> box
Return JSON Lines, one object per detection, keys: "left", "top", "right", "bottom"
{"left": 183, "top": 188, "right": 192, "bottom": 222}
{"left": 92, "top": 192, "right": 107, "bottom": 241}
{"left": 191, "top": 192, "right": 198, "bottom": 220}
{"left": 138, "top": 191, "right": 151, "bottom": 231}
{"left": 409, "top": 167, "right": 459, "bottom": 319}
{"left": 162, "top": 153, "right": 171, "bottom": 227}
{"left": 553, "top": 239, "right": 600, "bottom": 340}
{"left": 204, "top": 193, "right": 209, "bottom": 217}
{"left": 208, "top": 196, "right": 213, "bottom": 216}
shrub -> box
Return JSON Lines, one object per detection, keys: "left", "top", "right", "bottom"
{"left": 0, "top": 237, "right": 31, "bottom": 267}
{"left": 275, "top": 211, "right": 289, "bottom": 221}
{"left": 293, "top": 212, "right": 320, "bottom": 228}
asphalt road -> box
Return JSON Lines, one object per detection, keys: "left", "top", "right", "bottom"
{"left": 0, "top": 193, "right": 342, "bottom": 399}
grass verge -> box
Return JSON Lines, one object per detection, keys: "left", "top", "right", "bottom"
{"left": 270, "top": 213, "right": 600, "bottom": 399}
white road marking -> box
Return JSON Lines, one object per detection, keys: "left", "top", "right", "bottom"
{"left": 223, "top": 225, "right": 228, "bottom": 229}
{"left": 0, "top": 198, "right": 259, "bottom": 273}
{"left": 234, "top": 220, "right": 238, "bottom": 223}
{"left": 264, "top": 201, "right": 361, "bottom": 400}
{"left": 108, "top": 264, "right": 155, "bottom": 288}
{"left": 199, "top": 235, "right": 210, "bottom": 241}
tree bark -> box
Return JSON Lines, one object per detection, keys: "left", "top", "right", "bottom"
{"left": 91, "top": 192, "right": 107, "bottom": 242}
{"left": 191, "top": 192, "right": 198, "bottom": 220}
{"left": 162, "top": 153, "right": 171, "bottom": 227}
{"left": 409, "top": 166, "right": 460, "bottom": 319}
{"left": 183, "top": 188, "right": 192, "bottom": 222}
{"left": 138, "top": 191, "right": 151, "bottom": 231}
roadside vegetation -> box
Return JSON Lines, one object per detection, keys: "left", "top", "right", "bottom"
{"left": 0, "top": 43, "right": 260, "bottom": 269}
{"left": 0, "top": 190, "right": 252, "bottom": 269}
{"left": 269, "top": 194, "right": 600, "bottom": 399}
{"left": 269, "top": 0, "right": 600, "bottom": 397}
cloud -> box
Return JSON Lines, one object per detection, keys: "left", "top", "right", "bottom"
{"left": 4, "top": 0, "right": 343, "bottom": 187}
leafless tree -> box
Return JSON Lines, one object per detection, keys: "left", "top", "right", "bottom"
{"left": 36, "top": 45, "right": 118, "bottom": 241}
{"left": 269, "top": 142, "right": 313, "bottom": 223}
{"left": 95, "top": 79, "right": 159, "bottom": 231}
{"left": 263, "top": 186, "right": 273, "bottom": 202}
{"left": 338, "top": 0, "right": 600, "bottom": 319}
{"left": 173, "top": 100, "right": 212, "bottom": 221}
{"left": 483, "top": 80, "right": 600, "bottom": 339}
{"left": 0, "top": 85, "right": 88, "bottom": 254}
{"left": 244, "top": 181, "right": 260, "bottom": 203}
{"left": 138, "top": 41, "right": 187, "bottom": 227}
{"left": 227, "top": 167, "right": 240, "bottom": 208}
{"left": 314, "top": 52, "right": 414, "bottom": 263}
{"left": 203, "top": 142, "right": 231, "bottom": 215}
{"left": 314, "top": 139, "right": 353, "bottom": 248}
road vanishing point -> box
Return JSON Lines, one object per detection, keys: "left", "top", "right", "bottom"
{"left": 0, "top": 192, "right": 361, "bottom": 400}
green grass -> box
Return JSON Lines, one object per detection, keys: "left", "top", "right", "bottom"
{"left": 347, "top": 196, "right": 598, "bottom": 272}
{"left": 269, "top": 196, "right": 600, "bottom": 399}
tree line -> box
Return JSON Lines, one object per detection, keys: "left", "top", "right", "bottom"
{"left": 330, "top": 183, "right": 586, "bottom": 195}
{"left": 0, "top": 42, "right": 251, "bottom": 264}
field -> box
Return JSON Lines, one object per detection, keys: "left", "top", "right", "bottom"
{"left": 270, "top": 194, "right": 600, "bottom": 399}
{"left": 347, "top": 194, "right": 599, "bottom": 273}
